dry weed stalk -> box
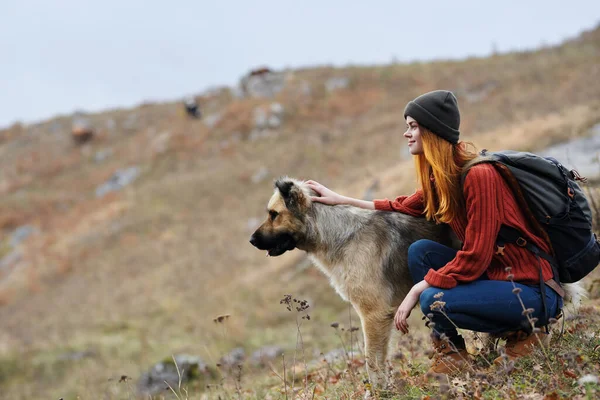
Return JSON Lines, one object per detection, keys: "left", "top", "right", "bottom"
{"left": 504, "top": 266, "right": 554, "bottom": 372}
{"left": 280, "top": 294, "right": 311, "bottom": 398}
{"left": 164, "top": 355, "right": 189, "bottom": 400}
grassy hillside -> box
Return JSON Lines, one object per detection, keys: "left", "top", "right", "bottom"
{"left": 0, "top": 24, "right": 599, "bottom": 399}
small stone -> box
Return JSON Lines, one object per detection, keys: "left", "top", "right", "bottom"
{"left": 137, "top": 355, "right": 212, "bottom": 397}
{"left": 219, "top": 348, "right": 245, "bottom": 368}
{"left": 96, "top": 167, "right": 140, "bottom": 197}
{"left": 250, "top": 346, "right": 284, "bottom": 367}
{"left": 325, "top": 77, "right": 349, "bottom": 92}
{"left": 94, "top": 149, "right": 114, "bottom": 163}
{"left": 10, "top": 225, "right": 38, "bottom": 247}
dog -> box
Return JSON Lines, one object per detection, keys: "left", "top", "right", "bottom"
{"left": 249, "top": 177, "right": 457, "bottom": 385}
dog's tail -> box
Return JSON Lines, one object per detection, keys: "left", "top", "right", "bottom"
{"left": 562, "top": 281, "right": 588, "bottom": 319}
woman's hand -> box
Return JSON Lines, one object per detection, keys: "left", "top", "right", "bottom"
{"left": 395, "top": 280, "right": 431, "bottom": 334}
{"left": 395, "top": 292, "right": 419, "bottom": 334}
{"left": 305, "top": 180, "right": 347, "bottom": 205}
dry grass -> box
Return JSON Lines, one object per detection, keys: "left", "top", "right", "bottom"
{"left": 0, "top": 25, "right": 599, "bottom": 399}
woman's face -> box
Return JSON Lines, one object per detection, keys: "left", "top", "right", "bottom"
{"left": 404, "top": 116, "right": 424, "bottom": 155}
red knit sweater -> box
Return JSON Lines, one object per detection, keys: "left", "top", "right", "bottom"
{"left": 374, "top": 164, "right": 554, "bottom": 289}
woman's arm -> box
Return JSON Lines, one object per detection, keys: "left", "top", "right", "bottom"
{"left": 373, "top": 190, "right": 425, "bottom": 217}
{"left": 395, "top": 280, "right": 431, "bottom": 334}
{"left": 306, "top": 180, "right": 375, "bottom": 209}
{"left": 306, "top": 180, "right": 426, "bottom": 216}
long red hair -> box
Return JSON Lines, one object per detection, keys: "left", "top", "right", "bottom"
{"left": 414, "top": 129, "right": 478, "bottom": 223}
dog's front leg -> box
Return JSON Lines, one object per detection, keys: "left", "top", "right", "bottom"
{"left": 358, "top": 309, "right": 393, "bottom": 388}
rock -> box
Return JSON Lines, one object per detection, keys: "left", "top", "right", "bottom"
{"left": 137, "top": 355, "right": 214, "bottom": 397}
{"left": 94, "top": 149, "right": 114, "bottom": 163}
{"left": 250, "top": 346, "right": 284, "bottom": 367}
{"left": 0, "top": 250, "right": 21, "bottom": 273}
{"left": 538, "top": 123, "right": 600, "bottom": 180}
{"left": 251, "top": 167, "right": 269, "bottom": 184}
{"left": 270, "top": 103, "right": 284, "bottom": 116}
{"left": 321, "top": 348, "right": 360, "bottom": 364}
{"left": 10, "top": 225, "right": 38, "bottom": 247}
{"left": 325, "top": 77, "right": 349, "bottom": 92}
{"left": 219, "top": 347, "right": 245, "bottom": 368}
{"left": 253, "top": 108, "right": 269, "bottom": 130}
{"left": 253, "top": 104, "right": 284, "bottom": 133}
{"left": 95, "top": 167, "right": 140, "bottom": 197}
{"left": 241, "top": 71, "right": 286, "bottom": 98}
{"left": 267, "top": 115, "right": 281, "bottom": 129}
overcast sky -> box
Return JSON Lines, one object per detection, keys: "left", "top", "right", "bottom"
{"left": 0, "top": 1, "right": 598, "bottom": 128}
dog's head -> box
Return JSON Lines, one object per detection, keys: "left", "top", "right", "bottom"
{"left": 249, "top": 177, "right": 314, "bottom": 256}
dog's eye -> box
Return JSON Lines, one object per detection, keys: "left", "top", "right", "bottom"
{"left": 269, "top": 211, "right": 278, "bottom": 221}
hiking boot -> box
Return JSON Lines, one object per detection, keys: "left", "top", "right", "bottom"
{"left": 493, "top": 329, "right": 550, "bottom": 365}
{"left": 428, "top": 334, "right": 473, "bottom": 375}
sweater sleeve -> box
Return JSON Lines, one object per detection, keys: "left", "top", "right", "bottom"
{"left": 424, "top": 165, "right": 503, "bottom": 288}
{"left": 373, "top": 189, "right": 425, "bottom": 217}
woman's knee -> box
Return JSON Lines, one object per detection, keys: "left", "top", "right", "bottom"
{"left": 420, "top": 287, "right": 442, "bottom": 316}
{"left": 407, "top": 239, "right": 437, "bottom": 282}
{"left": 408, "top": 239, "right": 436, "bottom": 267}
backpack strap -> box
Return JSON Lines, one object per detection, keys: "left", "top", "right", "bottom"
{"left": 491, "top": 163, "right": 554, "bottom": 246}
{"left": 497, "top": 225, "right": 565, "bottom": 330}
{"left": 497, "top": 226, "right": 564, "bottom": 294}
{"left": 497, "top": 225, "right": 555, "bottom": 265}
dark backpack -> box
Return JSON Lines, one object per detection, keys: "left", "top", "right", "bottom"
{"left": 463, "top": 149, "right": 600, "bottom": 284}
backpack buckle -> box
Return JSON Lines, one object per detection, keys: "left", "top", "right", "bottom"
{"left": 496, "top": 245, "right": 505, "bottom": 256}
{"left": 516, "top": 237, "right": 527, "bottom": 247}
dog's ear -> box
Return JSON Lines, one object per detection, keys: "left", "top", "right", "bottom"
{"left": 275, "top": 178, "right": 305, "bottom": 210}
{"left": 275, "top": 179, "right": 294, "bottom": 199}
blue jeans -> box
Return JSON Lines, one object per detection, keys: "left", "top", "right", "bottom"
{"left": 408, "top": 239, "right": 562, "bottom": 340}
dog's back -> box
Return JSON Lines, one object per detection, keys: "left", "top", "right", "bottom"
{"left": 352, "top": 209, "right": 457, "bottom": 306}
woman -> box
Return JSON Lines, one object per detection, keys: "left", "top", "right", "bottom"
{"left": 306, "top": 90, "right": 563, "bottom": 374}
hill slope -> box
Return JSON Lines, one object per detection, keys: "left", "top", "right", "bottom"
{"left": 0, "top": 24, "right": 599, "bottom": 399}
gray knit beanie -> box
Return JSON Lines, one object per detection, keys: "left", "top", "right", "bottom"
{"left": 403, "top": 90, "right": 461, "bottom": 144}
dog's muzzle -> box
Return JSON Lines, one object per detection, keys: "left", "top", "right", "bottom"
{"left": 249, "top": 231, "right": 297, "bottom": 257}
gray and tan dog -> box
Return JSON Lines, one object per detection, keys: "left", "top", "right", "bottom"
{"left": 249, "top": 177, "right": 457, "bottom": 385}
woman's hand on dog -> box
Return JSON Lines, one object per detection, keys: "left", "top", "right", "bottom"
{"left": 395, "top": 281, "right": 431, "bottom": 334}
{"left": 306, "top": 180, "right": 347, "bottom": 205}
